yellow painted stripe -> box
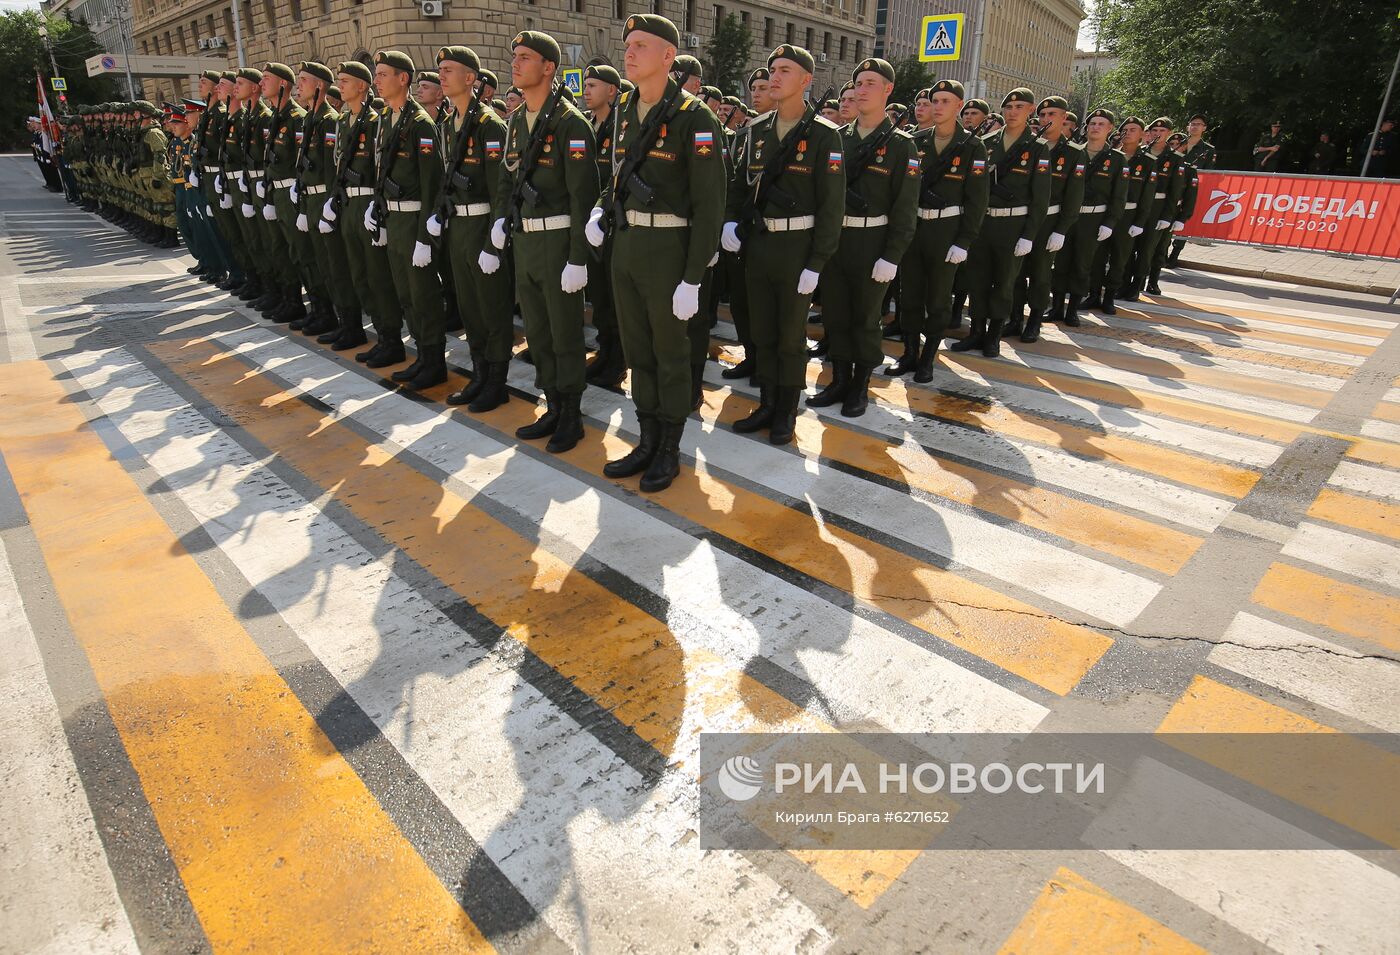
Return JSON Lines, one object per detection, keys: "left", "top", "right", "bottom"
{"left": 0, "top": 361, "right": 492, "bottom": 954}
{"left": 1307, "top": 488, "right": 1400, "bottom": 543}
{"left": 1114, "top": 304, "right": 1376, "bottom": 357}
{"left": 998, "top": 866, "right": 1206, "bottom": 955}
{"left": 701, "top": 386, "right": 1202, "bottom": 575}
{"left": 1158, "top": 677, "right": 1398, "bottom": 848}
{"left": 1372, "top": 401, "right": 1400, "bottom": 424}
{"left": 1058, "top": 321, "right": 1356, "bottom": 378}
{"left": 148, "top": 339, "right": 918, "bottom": 906}
{"left": 1143, "top": 295, "right": 1387, "bottom": 340}
{"left": 1251, "top": 562, "right": 1400, "bottom": 653}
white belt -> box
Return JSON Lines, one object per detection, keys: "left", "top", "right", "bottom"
{"left": 1154, "top": 191, "right": 1167, "bottom": 199}
{"left": 625, "top": 210, "right": 690, "bottom": 227}
{"left": 272, "top": 177, "right": 296, "bottom": 189}
{"left": 521, "top": 214, "right": 571, "bottom": 232}
{"left": 986, "top": 206, "right": 1029, "bottom": 217}
{"left": 1124, "top": 201, "right": 1138, "bottom": 210}
{"left": 386, "top": 200, "right": 422, "bottom": 212}
{"left": 1046, "top": 204, "right": 1061, "bottom": 215}
{"left": 346, "top": 186, "right": 375, "bottom": 197}
{"left": 454, "top": 202, "right": 492, "bottom": 217}
{"left": 230, "top": 170, "right": 245, "bottom": 180}
{"left": 247, "top": 170, "right": 264, "bottom": 180}
{"left": 842, "top": 215, "right": 888, "bottom": 227}
{"left": 304, "top": 184, "right": 327, "bottom": 196}
{"left": 917, "top": 206, "right": 962, "bottom": 220}
{"left": 762, "top": 215, "right": 815, "bottom": 232}
{"left": 202, "top": 164, "right": 219, "bottom": 172}
{"left": 1079, "top": 204, "right": 1107, "bottom": 213}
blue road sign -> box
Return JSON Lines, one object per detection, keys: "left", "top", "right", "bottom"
{"left": 919, "top": 14, "right": 965, "bottom": 62}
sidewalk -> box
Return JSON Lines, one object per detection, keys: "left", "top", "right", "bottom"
{"left": 1177, "top": 240, "right": 1400, "bottom": 298}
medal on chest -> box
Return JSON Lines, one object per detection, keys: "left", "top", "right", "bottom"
{"left": 656, "top": 123, "right": 667, "bottom": 149}
{"left": 796, "top": 139, "right": 807, "bottom": 162}
{"left": 876, "top": 145, "right": 886, "bottom": 164}
{"left": 544, "top": 133, "right": 553, "bottom": 154}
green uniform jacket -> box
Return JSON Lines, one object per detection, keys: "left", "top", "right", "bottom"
{"left": 1175, "top": 158, "right": 1199, "bottom": 222}
{"left": 981, "top": 125, "right": 1052, "bottom": 242}
{"left": 167, "top": 134, "right": 191, "bottom": 187}
{"left": 598, "top": 81, "right": 728, "bottom": 285}
{"left": 589, "top": 107, "right": 615, "bottom": 181}
{"left": 332, "top": 102, "right": 379, "bottom": 192}
{"left": 910, "top": 124, "right": 990, "bottom": 250}
{"left": 842, "top": 118, "right": 919, "bottom": 264}
{"left": 1118, "top": 146, "right": 1156, "bottom": 232}
{"left": 725, "top": 104, "right": 846, "bottom": 273}
{"left": 441, "top": 98, "right": 509, "bottom": 249}
{"left": 1042, "top": 136, "right": 1086, "bottom": 237}
{"left": 1253, "top": 132, "right": 1281, "bottom": 171}
{"left": 1147, "top": 146, "right": 1188, "bottom": 224}
{"left": 266, "top": 101, "right": 306, "bottom": 184}
{"left": 1079, "top": 145, "right": 1128, "bottom": 222}
{"left": 376, "top": 99, "right": 444, "bottom": 244}
{"left": 494, "top": 97, "right": 599, "bottom": 267}
{"left": 140, "top": 126, "right": 168, "bottom": 184}
{"left": 301, "top": 101, "right": 338, "bottom": 192}
{"left": 1183, "top": 139, "right": 1216, "bottom": 170}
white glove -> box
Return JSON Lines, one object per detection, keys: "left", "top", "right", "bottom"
{"left": 721, "top": 221, "right": 742, "bottom": 253}
{"left": 188, "top": 170, "right": 199, "bottom": 189}
{"left": 262, "top": 203, "right": 277, "bottom": 221}
{"left": 412, "top": 241, "right": 433, "bottom": 268}
{"left": 289, "top": 182, "right": 299, "bottom": 204}
{"left": 478, "top": 249, "right": 500, "bottom": 274}
{"left": 255, "top": 180, "right": 265, "bottom": 199}
{"left": 1013, "top": 238, "right": 1033, "bottom": 257}
{"left": 214, "top": 174, "right": 224, "bottom": 194}
{"left": 363, "top": 205, "right": 378, "bottom": 234}
{"left": 296, "top": 213, "right": 308, "bottom": 232}
{"left": 1172, "top": 220, "right": 1185, "bottom": 232}
{"left": 1045, "top": 232, "right": 1065, "bottom": 253}
{"left": 1155, "top": 219, "right": 1171, "bottom": 230}
{"left": 871, "top": 258, "right": 898, "bottom": 283}
{"left": 220, "top": 192, "right": 233, "bottom": 210}
{"left": 584, "top": 206, "right": 606, "bottom": 248}
{"left": 797, "top": 269, "right": 819, "bottom": 296}
{"left": 708, "top": 251, "right": 720, "bottom": 268}
{"left": 241, "top": 202, "right": 255, "bottom": 218}
{"left": 490, "top": 218, "right": 507, "bottom": 250}
{"left": 1128, "top": 224, "right": 1144, "bottom": 238}
{"left": 560, "top": 261, "right": 588, "bottom": 294}
{"left": 1097, "top": 225, "right": 1113, "bottom": 242}
{"left": 672, "top": 281, "right": 700, "bottom": 321}
{"left": 322, "top": 198, "right": 337, "bottom": 222}
{"left": 426, "top": 213, "right": 443, "bottom": 238}
{"left": 372, "top": 227, "right": 387, "bottom": 247}
{"left": 318, "top": 217, "right": 334, "bottom": 234}
{"left": 945, "top": 244, "right": 968, "bottom": 265}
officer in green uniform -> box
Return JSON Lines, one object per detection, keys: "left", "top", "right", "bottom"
{"left": 1047, "top": 106, "right": 1126, "bottom": 333}
{"left": 428, "top": 45, "right": 513, "bottom": 411}
{"left": 226, "top": 68, "right": 277, "bottom": 310}
{"left": 1167, "top": 113, "right": 1215, "bottom": 266}
{"left": 722, "top": 44, "right": 845, "bottom": 445}
{"left": 258, "top": 62, "right": 315, "bottom": 326}
{"left": 1009, "top": 95, "right": 1083, "bottom": 342}
{"left": 947, "top": 96, "right": 993, "bottom": 327}
{"left": 1155, "top": 131, "right": 1200, "bottom": 273}
{"left": 955, "top": 88, "right": 1050, "bottom": 357}
{"left": 886, "top": 78, "right": 988, "bottom": 381}
{"left": 810, "top": 57, "right": 918, "bottom": 415}
{"left": 1090, "top": 116, "right": 1153, "bottom": 312}
{"left": 583, "top": 13, "right": 726, "bottom": 491}
{"left": 181, "top": 95, "right": 237, "bottom": 284}
{"left": 369, "top": 50, "right": 447, "bottom": 391}
{"left": 580, "top": 62, "right": 626, "bottom": 388}
{"left": 207, "top": 73, "right": 254, "bottom": 294}
{"left": 1131, "top": 117, "right": 1186, "bottom": 297}
{"left": 1253, "top": 121, "right": 1283, "bottom": 171}
{"left": 489, "top": 31, "right": 599, "bottom": 452}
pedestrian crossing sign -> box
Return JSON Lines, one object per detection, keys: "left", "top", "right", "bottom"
{"left": 919, "top": 13, "right": 964, "bottom": 62}
{"left": 561, "top": 68, "right": 583, "bottom": 97}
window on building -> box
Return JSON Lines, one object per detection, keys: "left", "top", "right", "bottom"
{"left": 222, "top": 9, "right": 233, "bottom": 42}
{"left": 839, "top": 35, "right": 847, "bottom": 58}
{"left": 574, "top": 0, "right": 584, "bottom": 11}
{"left": 805, "top": 27, "right": 813, "bottom": 48}
{"left": 616, "top": 0, "right": 626, "bottom": 17}
{"left": 684, "top": 0, "right": 695, "bottom": 32}
{"left": 857, "top": 0, "right": 866, "bottom": 16}
{"left": 289, "top": 0, "right": 302, "bottom": 21}
{"left": 261, "top": 0, "right": 275, "bottom": 30}
{"left": 854, "top": 39, "right": 862, "bottom": 60}
{"left": 740, "top": 10, "right": 749, "bottom": 28}
{"left": 319, "top": 0, "right": 329, "bottom": 14}
{"left": 824, "top": 30, "right": 831, "bottom": 53}
{"left": 763, "top": 17, "right": 773, "bottom": 45}
{"left": 785, "top": 21, "right": 793, "bottom": 43}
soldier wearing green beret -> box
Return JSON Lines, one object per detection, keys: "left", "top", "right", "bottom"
{"left": 1047, "top": 106, "right": 1126, "bottom": 331}
{"left": 673, "top": 54, "right": 704, "bottom": 94}
{"left": 1166, "top": 114, "right": 1215, "bottom": 267}
{"left": 954, "top": 87, "right": 1051, "bottom": 357}
{"left": 580, "top": 61, "right": 626, "bottom": 388}
{"left": 722, "top": 44, "right": 846, "bottom": 444}
{"left": 948, "top": 97, "right": 994, "bottom": 326}
{"left": 1155, "top": 131, "right": 1200, "bottom": 274}
{"left": 226, "top": 69, "right": 282, "bottom": 310}
{"left": 427, "top": 45, "right": 514, "bottom": 411}
{"left": 253, "top": 62, "right": 314, "bottom": 325}
{"left": 205, "top": 74, "right": 254, "bottom": 294}
{"left": 808, "top": 57, "right": 919, "bottom": 415}
{"left": 1127, "top": 117, "right": 1187, "bottom": 298}
{"left": 488, "top": 30, "right": 599, "bottom": 451}
{"left": 1091, "top": 116, "right": 1154, "bottom": 312}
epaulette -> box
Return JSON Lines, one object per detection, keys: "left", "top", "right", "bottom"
{"left": 619, "top": 89, "right": 633, "bottom": 109}
{"left": 813, "top": 114, "right": 839, "bottom": 129}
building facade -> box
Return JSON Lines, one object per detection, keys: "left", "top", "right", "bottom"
{"left": 42, "top": 0, "right": 145, "bottom": 98}
{"left": 129, "top": 0, "right": 876, "bottom": 104}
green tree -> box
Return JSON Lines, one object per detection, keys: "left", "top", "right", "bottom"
{"left": 704, "top": 13, "right": 752, "bottom": 96}
{"left": 891, "top": 56, "right": 932, "bottom": 108}
{"left": 0, "top": 11, "right": 118, "bottom": 149}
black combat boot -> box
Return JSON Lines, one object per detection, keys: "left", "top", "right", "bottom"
{"left": 841, "top": 365, "right": 875, "bottom": 418}
{"left": 1101, "top": 289, "right": 1117, "bottom": 316}
{"left": 357, "top": 339, "right": 384, "bottom": 364}
{"left": 1082, "top": 287, "right": 1102, "bottom": 310}
{"left": 447, "top": 348, "right": 487, "bottom": 406}
{"left": 733, "top": 386, "right": 776, "bottom": 433}
{"left": 301, "top": 297, "right": 338, "bottom": 336}
{"left": 1145, "top": 266, "right": 1163, "bottom": 296}
{"left": 405, "top": 349, "right": 447, "bottom": 390}
{"left": 807, "top": 362, "right": 851, "bottom": 408}
{"left": 690, "top": 361, "right": 707, "bottom": 411}
{"left": 950, "top": 318, "right": 985, "bottom": 353}
{"left": 277, "top": 287, "right": 307, "bottom": 325}
{"left": 603, "top": 415, "right": 660, "bottom": 478}
{"left": 914, "top": 335, "right": 940, "bottom": 383}
{"left": 516, "top": 390, "right": 560, "bottom": 440}
{"left": 545, "top": 392, "right": 584, "bottom": 452}
{"left": 391, "top": 354, "right": 424, "bottom": 382}
{"left": 468, "top": 361, "right": 511, "bottom": 413}
{"left": 721, "top": 353, "right": 755, "bottom": 381}
{"left": 1020, "top": 310, "right": 1044, "bottom": 344}
{"left": 1063, "top": 295, "right": 1083, "bottom": 327}
{"left": 768, "top": 387, "right": 802, "bottom": 446}
{"left": 328, "top": 308, "right": 368, "bottom": 350}
{"left": 366, "top": 338, "right": 407, "bottom": 368}
{"left": 884, "top": 334, "right": 920, "bottom": 376}
{"left": 982, "top": 318, "right": 1005, "bottom": 357}
{"left": 1047, "top": 292, "right": 1067, "bottom": 325}
{"left": 639, "top": 420, "right": 685, "bottom": 493}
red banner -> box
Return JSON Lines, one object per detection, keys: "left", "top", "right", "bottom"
{"left": 1178, "top": 170, "right": 1400, "bottom": 260}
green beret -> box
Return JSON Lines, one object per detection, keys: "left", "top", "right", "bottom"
{"left": 375, "top": 50, "right": 416, "bottom": 75}
{"left": 299, "top": 61, "right": 333, "bottom": 84}
{"left": 989, "top": 112, "right": 1004, "bottom": 123}
{"left": 1036, "top": 95, "right": 1068, "bottom": 112}
{"left": 963, "top": 98, "right": 990, "bottom": 114}
{"left": 768, "top": 44, "right": 815, "bottom": 75}
{"left": 839, "top": 82, "right": 854, "bottom": 95}
{"left": 1147, "top": 116, "right": 1173, "bottom": 130}
{"left": 1119, "top": 115, "right": 1145, "bottom": 129}
{"left": 1065, "top": 111, "right": 1078, "bottom": 124}
{"left": 701, "top": 85, "right": 722, "bottom": 101}
{"left": 511, "top": 30, "right": 560, "bottom": 66}
{"left": 887, "top": 102, "right": 906, "bottom": 113}
{"left": 673, "top": 54, "right": 702, "bottom": 79}
{"left": 201, "top": 70, "right": 221, "bottom": 83}
{"left": 371, "top": 97, "right": 385, "bottom": 110}
{"left": 723, "top": 95, "right": 742, "bottom": 107}
{"left": 1188, "top": 112, "right": 1208, "bottom": 125}
{"left": 480, "top": 69, "right": 498, "bottom": 89}
{"left": 220, "top": 71, "right": 237, "bottom": 83}
{"left": 338, "top": 61, "right": 372, "bottom": 84}
{"left": 236, "top": 67, "right": 262, "bottom": 84}
{"left": 327, "top": 85, "right": 341, "bottom": 101}
{"left": 417, "top": 71, "right": 441, "bottom": 85}
{"left": 619, "top": 79, "right": 636, "bottom": 93}
{"left": 820, "top": 99, "right": 838, "bottom": 111}
{"left": 622, "top": 13, "right": 680, "bottom": 48}
{"left": 748, "top": 68, "right": 769, "bottom": 86}
{"left": 263, "top": 62, "right": 294, "bottom": 83}
{"left": 930, "top": 78, "right": 965, "bottom": 99}
{"left": 585, "top": 64, "right": 621, "bottom": 87}
{"left": 852, "top": 57, "right": 895, "bottom": 84}
{"left": 1087, "top": 107, "right": 1116, "bottom": 125}
{"left": 1001, "top": 87, "right": 1035, "bottom": 107}
{"left": 436, "top": 45, "right": 481, "bottom": 73}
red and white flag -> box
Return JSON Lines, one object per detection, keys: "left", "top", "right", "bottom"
{"left": 35, "top": 72, "right": 58, "bottom": 150}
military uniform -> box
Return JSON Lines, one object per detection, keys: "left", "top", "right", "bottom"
{"left": 583, "top": 63, "right": 626, "bottom": 388}
{"left": 260, "top": 68, "right": 315, "bottom": 325}
{"left": 1254, "top": 127, "right": 1283, "bottom": 171}
{"left": 1093, "top": 131, "right": 1155, "bottom": 311}
{"left": 1050, "top": 110, "right": 1127, "bottom": 330}
{"left": 1012, "top": 101, "right": 1084, "bottom": 340}
{"left": 1132, "top": 123, "right": 1188, "bottom": 297}
{"left": 1167, "top": 132, "right": 1215, "bottom": 266}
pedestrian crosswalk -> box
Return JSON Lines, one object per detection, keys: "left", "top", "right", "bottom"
{"left": 1, "top": 233, "right": 1398, "bottom": 952}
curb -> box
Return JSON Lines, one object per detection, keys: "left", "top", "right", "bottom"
{"left": 1176, "top": 257, "right": 1398, "bottom": 299}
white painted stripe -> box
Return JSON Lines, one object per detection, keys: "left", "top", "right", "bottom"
{"left": 1125, "top": 305, "right": 1388, "bottom": 347}
{"left": 1148, "top": 293, "right": 1395, "bottom": 331}
{"left": 1077, "top": 311, "right": 1366, "bottom": 367}
{"left": 1283, "top": 522, "right": 1400, "bottom": 592}
{"left": 1329, "top": 460, "right": 1400, "bottom": 500}
{"left": 1212, "top": 613, "right": 1400, "bottom": 732}
{"left": 25, "top": 300, "right": 237, "bottom": 318}
{"left": 14, "top": 274, "right": 186, "bottom": 284}
{"left": 0, "top": 277, "right": 36, "bottom": 361}
{"left": 0, "top": 537, "right": 141, "bottom": 955}
{"left": 61, "top": 347, "right": 835, "bottom": 953}
{"left": 1360, "top": 419, "right": 1400, "bottom": 444}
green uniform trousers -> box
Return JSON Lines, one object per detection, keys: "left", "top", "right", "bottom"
{"left": 898, "top": 217, "right": 963, "bottom": 343}
{"left": 274, "top": 189, "right": 324, "bottom": 297}
{"left": 587, "top": 241, "right": 617, "bottom": 338}
{"left": 745, "top": 230, "right": 816, "bottom": 389}
{"left": 1055, "top": 211, "right": 1108, "bottom": 297}
{"left": 1022, "top": 216, "right": 1064, "bottom": 312}
{"left": 690, "top": 264, "right": 713, "bottom": 366}
{"left": 612, "top": 227, "right": 694, "bottom": 425}
{"left": 514, "top": 229, "right": 586, "bottom": 396}
{"left": 721, "top": 250, "right": 751, "bottom": 350}
{"left": 343, "top": 197, "right": 403, "bottom": 338}
{"left": 964, "top": 215, "right": 1028, "bottom": 327}
{"left": 821, "top": 225, "right": 889, "bottom": 367}
{"left": 447, "top": 213, "right": 514, "bottom": 362}
{"left": 1095, "top": 221, "right": 1137, "bottom": 291}
{"left": 386, "top": 211, "right": 446, "bottom": 353}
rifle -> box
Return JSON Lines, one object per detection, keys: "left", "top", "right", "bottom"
{"left": 735, "top": 85, "right": 835, "bottom": 241}
{"left": 257, "top": 93, "right": 293, "bottom": 212}
{"left": 368, "top": 99, "right": 419, "bottom": 236}
{"left": 324, "top": 101, "right": 374, "bottom": 232}
{"left": 427, "top": 77, "right": 486, "bottom": 247}
{"left": 292, "top": 87, "right": 324, "bottom": 217}
{"left": 986, "top": 124, "right": 1027, "bottom": 203}
{"left": 844, "top": 99, "right": 915, "bottom": 214}
{"left": 598, "top": 71, "right": 685, "bottom": 237}
{"left": 500, "top": 78, "right": 570, "bottom": 250}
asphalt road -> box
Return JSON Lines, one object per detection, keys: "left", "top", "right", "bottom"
{"left": 1, "top": 154, "right": 1397, "bottom": 955}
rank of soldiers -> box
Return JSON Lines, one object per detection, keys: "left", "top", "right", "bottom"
{"left": 54, "top": 15, "right": 1208, "bottom": 494}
